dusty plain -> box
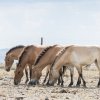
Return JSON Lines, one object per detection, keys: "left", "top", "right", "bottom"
{"left": 0, "top": 64, "right": 100, "bottom": 100}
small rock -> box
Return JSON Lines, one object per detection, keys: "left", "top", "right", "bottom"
{"left": 71, "top": 90, "right": 78, "bottom": 94}
{"left": 59, "top": 89, "right": 67, "bottom": 93}
{"left": 0, "top": 78, "right": 3, "bottom": 80}
{"left": 15, "top": 97, "right": 24, "bottom": 100}
{"left": 91, "top": 81, "right": 93, "bottom": 83}
{"left": 45, "top": 97, "right": 49, "bottom": 100}
{"left": 66, "top": 97, "right": 69, "bottom": 99}
{"left": 51, "top": 95, "right": 56, "bottom": 98}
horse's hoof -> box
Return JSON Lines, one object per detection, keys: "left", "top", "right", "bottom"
{"left": 46, "top": 83, "right": 53, "bottom": 87}
{"left": 28, "top": 81, "right": 36, "bottom": 86}
{"left": 42, "top": 82, "right": 45, "bottom": 86}
{"left": 61, "top": 85, "right": 64, "bottom": 87}
{"left": 76, "top": 84, "right": 80, "bottom": 87}
{"left": 83, "top": 85, "right": 87, "bottom": 88}
{"left": 25, "top": 80, "right": 29, "bottom": 84}
{"left": 68, "top": 84, "right": 72, "bottom": 87}
{"left": 97, "top": 85, "right": 100, "bottom": 88}
{"left": 57, "top": 84, "right": 60, "bottom": 86}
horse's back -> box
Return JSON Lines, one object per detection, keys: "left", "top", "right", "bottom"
{"left": 68, "top": 46, "right": 100, "bottom": 65}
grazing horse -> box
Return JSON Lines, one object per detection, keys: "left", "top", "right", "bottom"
{"left": 48, "top": 46, "right": 100, "bottom": 87}
{"left": 4, "top": 45, "right": 31, "bottom": 83}
{"left": 14, "top": 45, "right": 47, "bottom": 85}
{"left": 29, "top": 45, "right": 74, "bottom": 86}
{"left": 5, "top": 45, "right": 25, "bottom": 71}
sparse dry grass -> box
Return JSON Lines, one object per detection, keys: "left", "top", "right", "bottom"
{"left": 0, "top": 63, "right": 100, "bottom": 100}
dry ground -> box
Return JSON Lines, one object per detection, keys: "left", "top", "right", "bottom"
{"left": 0, "top": 63, "right": 100, "bottom": 100}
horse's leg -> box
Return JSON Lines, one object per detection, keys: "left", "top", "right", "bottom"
{"left": 95, "top": 60, "right": 100, "bottom": 87}
{"left": 25, "top": 67, "right": 29, "bottom": 83}
{"left": 42, "top": 70, "right": 49, "bottom": 84}
{"left": 80, "top": 74, "right": 86, "bottom": 87}
{"left": 58, "top": 69, "right": 64, "bottom": 86}
{"left": 57, "top": 76, "right": 61, "bottom": 85}
{"left": 29, "top": 65, "right": 32, "bottom": 80}
{"left": 57, "top": 66, "right": 66, "bottom": 86}
{"left": 68, "top": 66, "right": 74, "bottom": 87}
{"left": 62, "top": 66, "right": 66, "bottom": 75}
{"left": 80, "top": 69, "right": 86, "bottom": 87}
{"left": 60, "top": 73, "right": 64, "bottom": 86}
{"left": 76, "top": 66, "right": 82, "bottom": 87}
{"left": 59, "top": 66, "right": 67, "bottom": 86}
{"left": 76, "top": 66, "right": 86, "bottom": 87}
{"left": 42, "top": 65, "right": 50, "bottom": 84}
{"left": 57, "top": 68, "right": 62, "bottom": 85}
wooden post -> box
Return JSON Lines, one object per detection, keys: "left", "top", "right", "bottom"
{"left": 41, "top": 37, "right": 43, "bottom": 45}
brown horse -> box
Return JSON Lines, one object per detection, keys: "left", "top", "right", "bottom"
{"left": 14, "top": 45, "right": 47, "bottom": 85}
{"left": 5, "top": 45, "right": 25, "bottom": 71}
{"left": 29, "top": 45, "right": 74, "bottom": 86}
{"left": 48, "top": 46, "right": 100, "bottom": 87}
{"left": 4, "top": 45, "right": 30, "bottom": 83}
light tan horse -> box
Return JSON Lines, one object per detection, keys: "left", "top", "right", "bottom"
{"left": 29, "top": 45, "right": 74, "bottom": 86}
{"left": 14, "top": 45, "right": 47, "bottom": 85}
{"left": 48, "top": 46, "right": 100, "bottom": 87}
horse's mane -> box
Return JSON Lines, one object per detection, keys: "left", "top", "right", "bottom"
{"left": 6, "top": 45, "right": 25, "bottom": 55}
{"left": 51, "top": 45, "right": 72, "bottom": 68}
{"left": 17, "top": 45, "right": 33, "bottom": 67}
{"left": 34, "top": 45, "right": 57, "bottom": 65}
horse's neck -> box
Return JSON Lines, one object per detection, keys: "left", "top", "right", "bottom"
{"left": 34, "top": 47, "right": 45, "bottom": 57}
{"left": 19, "top": 47, "right": 43, "bottom": 68}
{"left": 53, "top": 53, "right": 67, "bottom": 71}
{"left": 35, "top": 47, "right": 62, "bottom": 71}
{"left": 11, "top": 48, "right": 23, "bottom": 60}
{"left": 36, "top": 46, "right": 45, "bottom": 52}
{"left": 35, "top": 62, "right": 50, "bottom": 72}
{"left": 53, "top": 61, "right": 62, "bottom": 72}
{"left": 36, "top": 47, "right": 43, "bottom": 53}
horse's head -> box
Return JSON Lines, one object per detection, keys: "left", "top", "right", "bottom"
{"left": 5, "top": 54, "right": 14, "bottom": 71}
{"left": 14, "top": 64, "right": 24, "bottom": 85}
{"left": 28, "top": 68, "right": 42, "bottom": 85}
{"left": 47, "top": 69, "right": 59, "bottom": 86}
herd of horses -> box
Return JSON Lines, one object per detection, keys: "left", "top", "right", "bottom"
{"left": 4, "top": 44, "right": 100, "bottom": 88}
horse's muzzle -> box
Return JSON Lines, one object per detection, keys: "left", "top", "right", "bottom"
{"left": 5, "top": 68, "right": 10, "bottom": 72}
{"left": 46, "top": 81, "right": 54, "bottom": 86}
{"left": 28, "top": 79, "right": 38, "bottom": 85}
{"left": 14, "top": 80, "right": 19, "bottom": 85}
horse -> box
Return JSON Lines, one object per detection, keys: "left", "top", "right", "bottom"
{"left": 5, "top": 45, "right": 25, "bottom": 71}
{"left": 14, "top": 45, "right": 47, "bottom": 85}
{"left": 29, "top": 45, "right": 74, "bottom": 86}
{"left": 4, "top": 45, "right": 31, "bottom": 83}
{"left": 48, "top": 46, "right": 100, "bottom": 87}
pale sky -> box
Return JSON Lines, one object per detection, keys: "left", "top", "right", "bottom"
{"left": 0, "top": 0, "right": 100, "bottom": 48}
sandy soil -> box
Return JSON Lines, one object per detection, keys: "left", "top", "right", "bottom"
{"left": 0, "top": 64, "right": 100, "bottom": 100}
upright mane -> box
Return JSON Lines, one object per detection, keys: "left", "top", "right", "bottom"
{"left": 51, "top": 45, "right": 72, "bottom": 67}
{"left": 34, "top": 45, "right": 57, "bottom": 65}
{"left": 6, "top": 45, "right": 24, "bottom": 55}
{"left": 17, "top": 45, "right": 33, "bottom": 67}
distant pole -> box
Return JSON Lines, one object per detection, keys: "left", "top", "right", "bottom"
{"left": 41, "top": 37, "right": 43, "bottom": 45}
